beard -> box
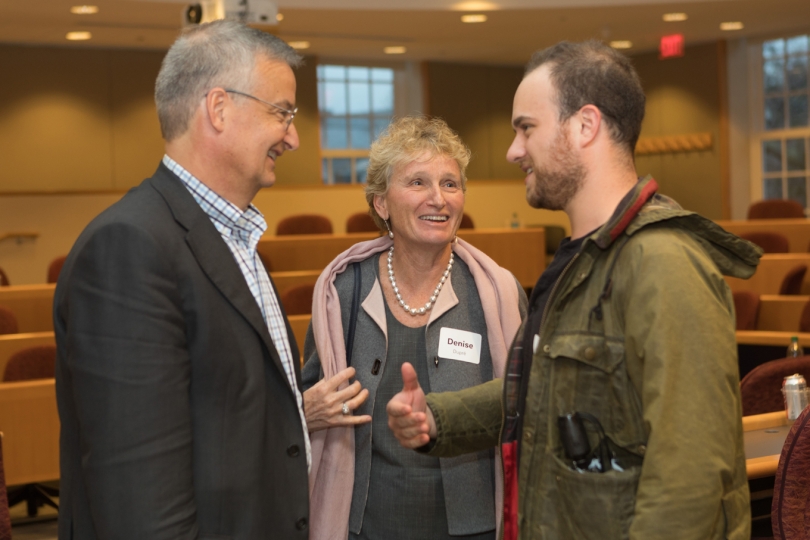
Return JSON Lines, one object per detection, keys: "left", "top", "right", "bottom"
{"left": 526, "top": 128, "right": 586, "bottom": 211}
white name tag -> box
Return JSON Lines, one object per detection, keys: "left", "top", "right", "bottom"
{"left": 438, "top": 327, "right": 482, "bottom": 364}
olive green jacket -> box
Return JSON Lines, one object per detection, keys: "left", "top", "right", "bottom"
{"left": 425, "top": 177, "right": 762, "bottom": 540}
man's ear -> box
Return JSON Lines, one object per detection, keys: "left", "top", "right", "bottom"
{"left": 205, "top": 88, "right": 229, "bottom": 133}
{"left": 373, "top": 194, "right": 388, "bottom": 221}
{"left": 575, "top": 104, "right": 602, "bottom": 147}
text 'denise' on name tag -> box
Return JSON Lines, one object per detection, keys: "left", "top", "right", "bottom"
{"left": 437, "top": 327, "right": 482, "bottom": 364}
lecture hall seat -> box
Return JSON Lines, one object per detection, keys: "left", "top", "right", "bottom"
{"left": 732, "top": 290, "right": 760, "bottom": 331}
{"left": 345, "top": 213, "right": 379, "bottom": 233}
{"left": 47, "top": 255, "right": 67, "bottom": 284}
{"left": 276, "top": 214, "right": 333, "bottom": 235}
{"left": 739, "top": 355, "right": 810, "bottom": 416}
{"left": 0, "top": 308, "right": 18, "bottom": 336}
{"left": 748, "top": 199, "right": 806, "bottom": 220}
{"left": 779, "top": 265, "right": 808, "bottom": 295}
{"left": 740, "top": 231, "right": 791, "bottom": 253}
{"left": 772, "top": 405, "right": 810, "bottom": 539}
{"left": 280, "top": 284, "right": 315, "bottom": 316}
{"left": 3, "top": 344, "right": 59, "bottom": 518}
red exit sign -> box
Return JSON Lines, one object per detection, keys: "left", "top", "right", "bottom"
{"left": 660, "top": 34, "right": 685, "bottom": 59}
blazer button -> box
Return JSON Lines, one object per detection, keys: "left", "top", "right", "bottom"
{"left": 371, "top": 359, "right": 381, "bottom": 375}
{"left": 296, "top": 517, "right": 308, "bottom": 531}
{"left": 287, "top": 444, "right": 300, "bottom": 457}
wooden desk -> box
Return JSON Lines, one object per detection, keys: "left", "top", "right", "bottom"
{"left": 0, "top": 379, "right": 60, "bottom": 486}
{"left": 258, "top": 233, "right": 377, "bottom": 273}
{"left": 737, "top": 330, "right": 810, "bottom": 347}
{"left": 744, "top": 410, "right": 792, "bottom": 479}
{"left": 717, "top": 219, "right": 810, "bottom": 253}
{"left": 258, "top": 228, "right": 546, "bottom": 289}
{"left": 757, "top": 295, "right": 810, "bottom": 331}
{"left": 271, "top": 270, "right": 321, "bottom": 296}
{"left": 726, "top": 254, "right": 810, "bottom": 295}
{"left": 0, "top": 332, "right": 55, "bottom": 377}
{"left": 0, "top": 284, "right": 55, "bottom": 333}
{"left": 457, "top": 228, "right": 545, "bottom": 289}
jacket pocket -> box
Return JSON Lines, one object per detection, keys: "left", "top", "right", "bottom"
{"left": 546, "top": 332, "right": 645, "bottom": 447}
{"left": 547, "top": 333, "right": 624, "bottom": 374}
{"left": 550, "top": 453, "right": 640, "bottom": 540}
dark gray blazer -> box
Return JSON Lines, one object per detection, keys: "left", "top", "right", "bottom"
{"left": 54, "top": 164, "right": 309, "bottom": 540}
{"left": 302, "top": 254, "right": 527, "bottom": 536}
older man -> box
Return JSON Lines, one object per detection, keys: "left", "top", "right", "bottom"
{"left": 388, "top": 41, "right": 761, "bottom": 539}
{"left": 54, "top": 20, "right": 309, "bottom": 539}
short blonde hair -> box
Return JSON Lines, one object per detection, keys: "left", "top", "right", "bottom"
{"left": 364, "top": 115, "right": 471, "bottom": 231}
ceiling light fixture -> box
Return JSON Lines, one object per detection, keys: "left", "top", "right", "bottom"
{"left": 70, "top": 5, "right": 98, "bottom": 14}
{"left": 66, "top": 31, "right": 92, "bottom": 40}
{"left": 461, "top": 14, "right": 487, "bottom": 23}
{"left": 384, "top": 46, "right": 406, "bottom": 54}
{"left": 610, "top": 40, "right": 632, "bottom": 49}
{"left": 288, "top": 41, "right": 310, "bottom": 50}
{"left": 663, "top": 12, "right": 687, "bottom": 22}
{"left": 720, "top": 21, "right": 744, "bottom": 31}
{"left": 451, "top": 1, "right": 499, "bottom": 10}
{"left": 276, "top": 13, "right": 283, "bottom": 22}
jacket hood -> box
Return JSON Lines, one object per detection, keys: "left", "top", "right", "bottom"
{"left": 592, "top": 176, "right": 762, "bottom": 279}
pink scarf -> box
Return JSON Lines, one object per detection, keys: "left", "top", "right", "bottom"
{"left": 308, "top": 235, "right": 523, "bottom": 540}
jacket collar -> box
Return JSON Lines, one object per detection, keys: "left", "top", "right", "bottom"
{"left": 586, "top": 174, "right": 761, "bottom": 279}
{"left": 591, "top": 175, "right": 659, "bottom": 250}
{"left": 147, "top": 163, "right": 294, "bottom": 389}
{"left": 360, "top": 264, "right": 459, "bottom": 341}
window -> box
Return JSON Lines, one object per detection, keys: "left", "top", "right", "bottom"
{"left": 757, "top": 34, "right": 810, "bottom": 208}
{"left": 317, "top": 65, "right": 395, "bottom": 184}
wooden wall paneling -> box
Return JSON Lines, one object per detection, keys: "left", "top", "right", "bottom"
{"left": 0, "top": 379, "right": 60, "bottom": 486}
{"left": 725, "top": 254, "right": 810, "bottom": 295}
{"left": 0, "top": 284, "right": 55, "bottom": 333}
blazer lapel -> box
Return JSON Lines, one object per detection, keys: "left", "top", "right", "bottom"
{"left": 148, "top": 165, "right": 293, "bottom": 391}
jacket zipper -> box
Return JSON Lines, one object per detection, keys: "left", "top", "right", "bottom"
{"left": 497, "top": 250, "right": 582, "bottom": 536}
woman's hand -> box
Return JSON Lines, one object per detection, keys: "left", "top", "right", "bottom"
{"left": 304, "top": 367, "right": 372, "bottom": 432}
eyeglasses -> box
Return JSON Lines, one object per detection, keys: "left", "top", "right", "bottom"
{"left": 224, "top": 88, "right": 297, "bottom": 130}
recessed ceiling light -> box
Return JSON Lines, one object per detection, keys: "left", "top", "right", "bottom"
{"left": 276, "top": 13, "right": 283, "bottom": 22}
{"left": 720, "top": 21, "right": 744, "bottom": 31}
{"left": 70, "top": 5, "right": 98, "bottom": 14}
{"left": 663, "top": 12, "right": 687, "bottom": 22}
{"left": 461, "top": 14, "right": 487, "bottom": 23}
{"left": 451, "top": 1, "right": 499, "bottom": 10}
{"left": 288, "top": 41, "right": 310, "bottom": 50}
{"left": 610, "top": 40, "right": 632, "bottom": 49}
{"left": 66, "top": 31, "right": 92, "bottom": 41}
{"left": 384, "top": 46, "right": 406, "bottom": 54}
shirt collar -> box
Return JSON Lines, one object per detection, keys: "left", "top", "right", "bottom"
{"left": 162, "top": 154, "right": 267, "bottom": 249}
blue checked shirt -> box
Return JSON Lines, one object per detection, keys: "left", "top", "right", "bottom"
{"left": 163, "top": 155, "right": 311, "bottom": 470}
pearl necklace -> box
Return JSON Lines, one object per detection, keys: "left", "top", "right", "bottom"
{"left": 387, "top": 246, "right": 454, "bottom": 316}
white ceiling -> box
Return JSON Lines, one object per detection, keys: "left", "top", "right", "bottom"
{"left": 1, "top": 0, "right": 809, "bottom": 64}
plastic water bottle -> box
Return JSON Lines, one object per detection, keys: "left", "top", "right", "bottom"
{"left": 510, "top": 212, "right": 521, "bottom": 229}
{"left": 787, "top": 336, "right": 804, "bottom": 358}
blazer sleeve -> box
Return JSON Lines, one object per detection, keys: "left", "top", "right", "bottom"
{"left": 60, "top": 221, "right": 198, "bottom": 539}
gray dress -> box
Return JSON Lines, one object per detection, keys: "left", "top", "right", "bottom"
{"left": 350, "top": 301, "right": 494, "bottom": 540}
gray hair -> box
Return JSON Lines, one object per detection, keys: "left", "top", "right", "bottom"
{"left": 155, "top": 19, "right": 302, "bottom": 141}
{"left": 364, "top": 115, "right": 470, "bottom": 232}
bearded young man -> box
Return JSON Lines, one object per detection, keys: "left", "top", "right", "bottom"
{"left": 387, "top": 40, "right": 761, "bottom": 540}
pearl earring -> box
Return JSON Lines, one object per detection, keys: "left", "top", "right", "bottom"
{"left": 385, "top": 220, "right": 394, "bottom": 239}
